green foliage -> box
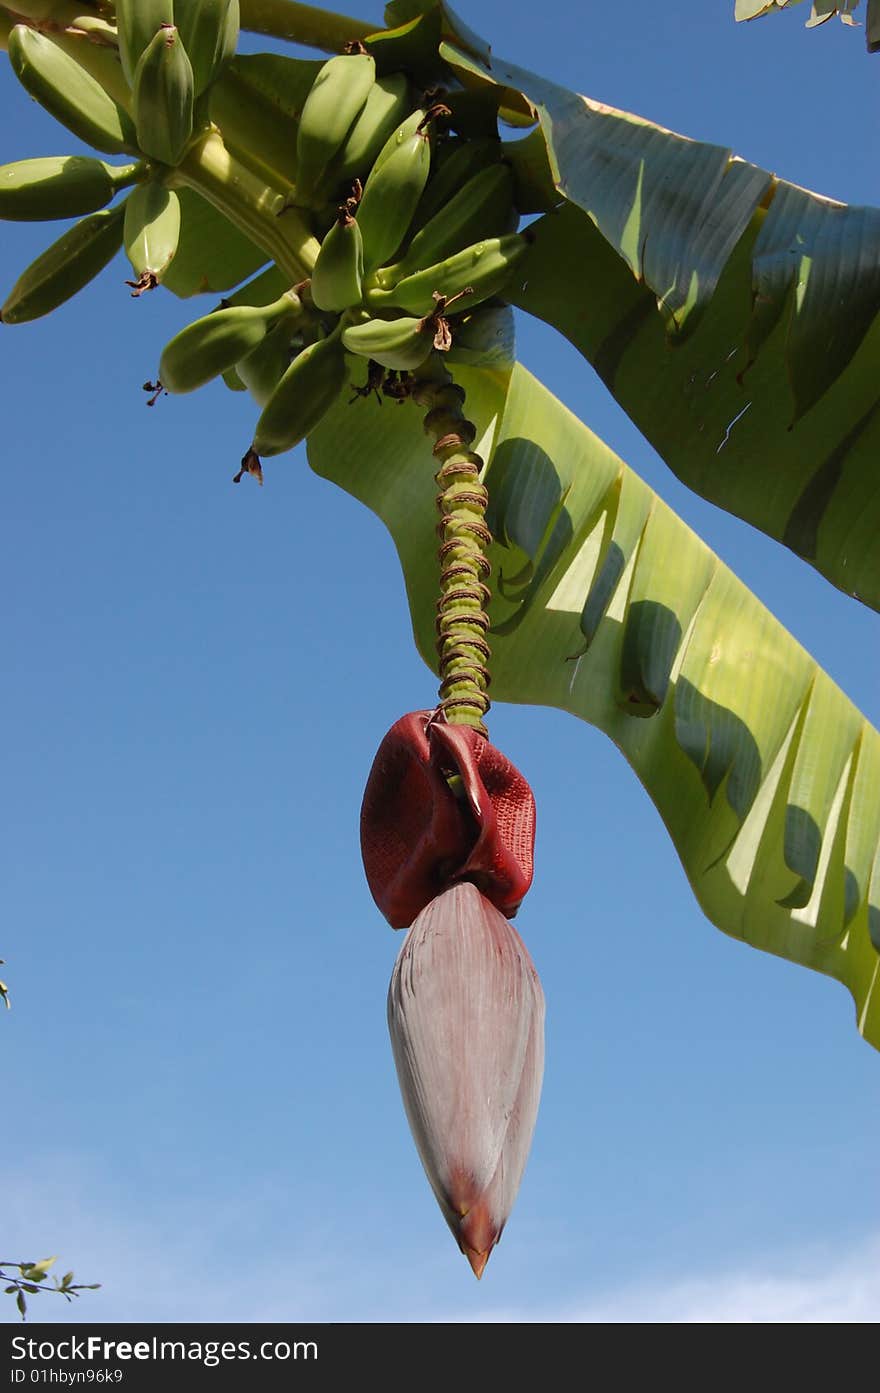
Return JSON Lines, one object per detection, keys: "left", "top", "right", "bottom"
{"left": 1, "top": 1254, "right": 100, "bottom": 1320}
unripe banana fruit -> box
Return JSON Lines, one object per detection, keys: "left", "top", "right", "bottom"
{"left": 235, "top": 319, "right": 298, "bottom": 405}
{"left": 329, "top": 72, "right": 411, "bottom": 187}
{"left": 295, "top": 52, "right": 376, "bottom": 205}
{"left": 357, "top": 124, "right": 432, "bottom": 274}
{"left": 8, "top": 25, "right": 136, "bottom": 155}
{"left": 250, "top": 333, "right": 346, "bottom": 457}
{"left": 1, "top": 206, "right": 125, "bottom": 324}
{"left": 367, "top": 233, "right": 528, "bottom": 317}
{"left": 124, "top": 183, "right": 181, "bottom": 293}
{"left": 0, "top": 156, "right": 139, "bottom": 222}
{"left": 378, "top": 164, "right": 516, "bottom": 288}
{"left": 310, "top": 206, "right": 364, "bottom": 313}
{"left": 341, "top": 314, "right": 434, "bottom": 371}
{"left": 115, "top": 0, "right": 175, "bottom": 86}
{"left": 175, "top": 0, "right": 240, "bottom": 96}
{"left": 133, "top": 25, "right": 195, "bottom": 167}
{"left": 159, "top": 292, "right": 299, "bottom": 393}
{"left": 411, "top": 138, "right": 503, "bottom": 231}
{"left": 368, "top": 107, "right": 425, "bottom": 180}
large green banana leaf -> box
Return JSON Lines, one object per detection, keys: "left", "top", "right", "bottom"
{"left": 308, "top": 351, "right": 880, "bottom": 1054}
{"left": 374, "top": 2, "right": 880, "bottom": 613}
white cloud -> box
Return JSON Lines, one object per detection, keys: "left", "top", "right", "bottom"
{"left": 3, "top": 1155, "right": 878, "bottom": 1323}
{"left": 449, "top": 1238, "right": 880, "bottom": 1323}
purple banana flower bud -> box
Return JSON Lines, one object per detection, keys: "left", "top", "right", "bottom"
{"left": 388, "top": 881, "right": 545, "bottom": 1278}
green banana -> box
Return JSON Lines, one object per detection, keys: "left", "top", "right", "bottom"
{"left": 294, "top": 52, "right": 376, "bottom": 204}
{"left": 7, "top": 26, "right": 136, "bottom": 155}
{"left": 356, "top": 125, "right": 432, "bottom": 274}
{"left": 115, "top": 0, "right": 175, "bottom": 88}
{"left": 159, "top": 291, "right": 299, "bottom": 393}
{"left": 124, "top": 183, "right": 181, "bottom": 292}
{"left": 0, "top": 156, "right": 140, "bottom": 222}
{"left": 367, "top": 233, "right": 529, "bottom": 317}
{"left": 235, "top": 319, "right": 299, "bottom": 405}
{"left": 250, "top": 332, "right": 346, "bottom": 457}
{"left": 310, "top": 207, "right": 364, "bottom": 313}
{"left": 133, "top": 25, "right": 195, "bottom": 167}
{"left": 341, "top": 314, "right": 434, "bottom": 371}
{"left": 411, "top": 138, "right": 503, "bottom": 231}
{"left": 366, "top": 106, "right": 426, "bottom": 185}
{"left": 1, "top": 205, "right": 125, "bottom": 324}
{"left": 328, "top": 72, "right": 411, "bottom": 187}
{"left": 175, "top": 0, "right": 239, "bottom": 96}
{"left": 377, "top": 163, "right": 516, "bottom": 287}
{"left": 222, "top": 364, "right": 248, "bottom": 392}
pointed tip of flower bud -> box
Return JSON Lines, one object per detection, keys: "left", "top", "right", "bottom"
{"left": 464, "top": 1244, "right": 490, "bottom": 1280}
{"left": 459, "top": 1197, "right": 500, "bottom": 1279}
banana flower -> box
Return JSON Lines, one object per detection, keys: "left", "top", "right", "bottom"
{"left": 388, "top": 881, "right": 545, "bottom": 1278}
{"left": 363, "top": 713, "right": 544, "bottom": 1277}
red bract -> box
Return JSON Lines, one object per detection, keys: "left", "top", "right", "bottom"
{"left": 387, "top": 881, "right": 545, "bottom": 1278}
{"left": 360, "top": 711, "right": 536, "bottom": 928}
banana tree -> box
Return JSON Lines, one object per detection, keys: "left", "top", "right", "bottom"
{"left": 2, "top": 0, "right": 880, "bottom": 1287}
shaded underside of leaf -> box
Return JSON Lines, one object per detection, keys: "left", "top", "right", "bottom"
{"left": 210, "top": 54, "right": 323, "bottom": 189}
{"left": 429, "top": 32, "right": 880, "bottom": 610}
{"left": 308, "top": 357, "right": 880, "bottom": 1054}
{"left": 508, "top": 202, "right": 880, "bottom": 613}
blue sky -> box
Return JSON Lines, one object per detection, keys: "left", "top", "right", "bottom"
{"left": 2, "top": 0, "right": 880, "bottom": 1323}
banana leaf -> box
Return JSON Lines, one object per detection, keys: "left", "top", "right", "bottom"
{"left": 431, "top": 36, "right": 880, "bottom": 614}
{"left": 375, "top": 3, "right": 880, "bottom": 610}
{"left": 735, "top": 0, "right": 880, "bottom": 46}
{"left": 308, "top": 353, "right": 880, "bottom": 1055}
{"left": 735, "top": 1, "right": 861, "bottom": 28}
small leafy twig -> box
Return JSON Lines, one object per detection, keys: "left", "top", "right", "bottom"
{"left": 1, "top": 1257, "right": 101, "bottom": 1321}
{"left": 1, "top": 975, "right": 99, "bottom": 1318}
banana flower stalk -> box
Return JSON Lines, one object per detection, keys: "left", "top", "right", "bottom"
{"left": 388, "top": 881, "right": 545, "bottom": 1278}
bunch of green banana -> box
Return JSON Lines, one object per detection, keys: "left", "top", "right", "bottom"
{"left": 133, "top": 25, "right": 195, "bottom": 167}
{"left": 295, "top": 51, "right": 376, "bottom": 206}
{"left": 249, "top": 331, "right": 346, "bottom": 457}
{"left": 1, "top": 205, "right": 125, "bottom": 324}
{"left": 159, "top": 291, "right": 302, "bottom": 393}
{"left": 341, "top": 313, "right": 435, "bottom": 371}
{"left": 376, "top": 163, "right": 516, "bottom": 288}
{"left": 7, "top": 25, "right": 136, "bottom": 155}
{"left": 367, "top": 233, "right": 529, "bottom": 317}
{"left": 356, "top": 118, "right": 433, "bottom": 275}
{"left": 123, "top": 183, "right": 181, "bottom": 293}
{"left": 175, "top": 0, "right": 240, "bottom": 96}
{"left": 310, "top": 202, "right": 364, "bottom": 313}
{"left": 0, "top": 156, "right": 142, "bottom": 222}
{"left": 327, "top": 72, "right": 411, "bottom": 188}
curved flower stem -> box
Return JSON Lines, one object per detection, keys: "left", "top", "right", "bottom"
{"left": 410, "top": 357, "right": 493, "bottom": 736}
{"left": 240, "top": 0, "right": 375, "bottom": 51}
{"left": 172, "top": 130, "right": 321, "bottom": 284}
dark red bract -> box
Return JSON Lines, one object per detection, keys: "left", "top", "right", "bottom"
{"left": 360, "top": 711, "right": 536, "bottom": 928}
